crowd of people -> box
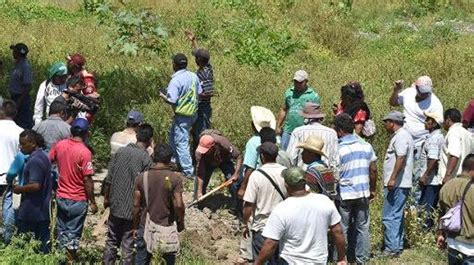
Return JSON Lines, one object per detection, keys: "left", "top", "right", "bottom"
{"left": 0, "top": 29, "right": 473, "bottom": 265}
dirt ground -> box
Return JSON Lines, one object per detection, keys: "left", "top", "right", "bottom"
{"left": 84, "top": 170, "right": 244, "bottom": 264}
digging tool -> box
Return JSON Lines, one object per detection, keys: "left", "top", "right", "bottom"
{"left": 187, "top": 178, "right": 234, "bottom": 208}
{"left": 92, "top": 208, "right": 110, "bottom": 237}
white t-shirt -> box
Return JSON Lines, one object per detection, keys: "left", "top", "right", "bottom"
{"left": 438, "top": 123, "right": 473, "bottom": 179}
{"left": 383, "top": 127, "right": 414, "bottom": 188}
{"left": 0, "top": 120, "right": 24, "bottom": 185}
{"left": 243, "top": 163, "right": 287, "bottom": 232}
{"left": 262, "top": 193, "right": 341, "bottom": 264}
{"left": 398, "top": 86, "right": 443, "bottom": 144}
{"left": 110, "top": 129, "right": 137, "bottom": 155}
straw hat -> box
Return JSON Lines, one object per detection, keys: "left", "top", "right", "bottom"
{"left": 251, "top": 106, "right": 276, "bottom": 132}
{"left": 424, "top": 111, "right": 443, "bottom": 125}
{"left": 296, "top": 135, "right": 326, "bottom": 157}
{"left": 299, "top": 102, "right": 325, "bottom": 119}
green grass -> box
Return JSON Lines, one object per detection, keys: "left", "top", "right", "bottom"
{"left": 1, "top": 0, "right": 473, "bottom": 263}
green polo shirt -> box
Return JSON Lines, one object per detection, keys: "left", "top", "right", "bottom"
{"left": 283, "top": 86, "right": 320, "bottom": 133}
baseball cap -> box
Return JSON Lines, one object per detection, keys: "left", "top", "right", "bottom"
{"left": 192, "top": 48, "right": 210, "bottom": 59}
{"left": 282, "top": 166, "right": 306, "bottom": 186}
{"left": 67, "top": 53, "right": 86, "bottom": 67}
{"left": 71, "top": 118, "right": 89, "bottom": 132}
{"left": 293, "top": 70, "right": 308, "bottom": 82}
{"left": 257, "top": 142, "right": 279, "bottom": 158}
{"left": 172, "top": 53, "right": 188, "bottom": 67}
{"left": 424, "top": 111, "right": 443, "bottom": 125}
{"left": 383, "top": 111, "right": 405, "bottom": 123}
{"left": 196, "top": 135, "right": 215, "bottom": 154}
{"left": 127, "top": 110, "right": 144, "bottom": 124}
{"left": 10, "top": 43, "right": 29, "bottom": 55}
{"left": 48, "top": 62, "right": 68, "bottom": 79}
{"left": 415, "top": 76, "right": 432, "bottom": 94}
{"left": 299, "top": 102, "right": 325, "bottom": 119}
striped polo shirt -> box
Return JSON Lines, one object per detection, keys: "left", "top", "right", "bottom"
{"left": 337, "top": 134, "right": 377, "bottom": 200}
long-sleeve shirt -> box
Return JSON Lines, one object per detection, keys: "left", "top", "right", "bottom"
{"left": 33, "top": 80, "right": 67, "bottom": 125}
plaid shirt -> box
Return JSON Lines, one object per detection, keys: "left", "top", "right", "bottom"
{"left": 197, "top": 64, "right": 214, "bottom": 103}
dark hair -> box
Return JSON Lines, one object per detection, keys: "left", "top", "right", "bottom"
{"left": 341, "top": 82, "right": 364, "bottom": 105}
{"left": 344, "top": 100, "right": 371, "bottom": 121}
{"left": 66, "top": 76, "right": 83, "bottom": 87}
{"left": 444, "top": 108, "right": 462, "bottom": 123}
{"left": 462, "top": 154, "right": 474, "bottom": 172}
{"left": 259, "top": 127, "right": 277, "bottom": 144}
{"left": 334, "top": 113, "right": 354, "bottom": 134}
{"left": 136, "top": 123, "right": 154, "bottom": 143}
{"left": 71, "top": 126, "right": 88, "bottom": 138}
{"left": 197, "top": 56, "right": 210, "bottom": 66}
{"left": 153, "top": 143, "right": 173, "bottom": 163}
{"left": 426, "top": 116, "right": 442, "bottom": 130}
{"left": 20, "top": 129, "right": 45, "bottom": 148}
{"left": 49, "top": 101, "right": 67, "bottom": 116}
{"left": 126, "top": 121, "right": 140, "bottom": 128}
{"left": 2, "top": 100, "right": 17, "bottom": 118}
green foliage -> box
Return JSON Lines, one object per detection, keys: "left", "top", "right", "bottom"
{"left": 0, "top": 0, "right": 77, "bottom": 23}
{"left": 0, "top": 234, "right": 65, "bottom": 264}
{"left": 402, "top": 0, "right": 444, "bottom": 17}
{"left": 89, "top": 126, "right": 110, "bottom": 170}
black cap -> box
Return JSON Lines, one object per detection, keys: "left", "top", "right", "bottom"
{"left": 172, "top": 53, "right": 188, "bottom": 67}
{"left": 257, "top": 142, "right": 279, "bottom": 159}
{"left": 10, "top": 43, "right": 29, "bottom": 55}
{"left": 192, "top": 48, "right": 210, "bottom": 59}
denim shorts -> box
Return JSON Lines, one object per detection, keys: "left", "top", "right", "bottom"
{"left": 56, "top": 197, "right": 88, "bottom": 250}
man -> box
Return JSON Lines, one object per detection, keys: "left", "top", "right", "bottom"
{"left": 255, "top": 167, "right": 347, "bottom": 265}
{"left": 159, "top": 53, "right": 202, "bottom": 178}
{"left": 242, "top": 142, "right": 287, "bottom": 262}
{"left": 49, "top": 118, "right": 97, "bottom": 262}
{"left": 102, "top": 124, "right": 153, "bottom": 264}
{"left": 437, "top": 154, "right": 474, "bottom": 264}
{"left": 334, "top": 114, "right": 377, "bottom": 263}
{"left": 381, "top": 111, "right": 414, "bottom": 257}
{"left": 66, "top": 53, "right": 99, "bottom": 99}
{"left": 33, "top": 101, "right": 71, "bottom": 150}
{"left": 8, "top": 43, "right": 33, "bottom": 129}
{"left": 185, "top": 30, "right": 215, "bottom": 148}
{"left": 133, "top": 144, "right": 185, "bottom": 265}
{"left": 110, "top": 110, "right": 144, "bottom": 155}
{"left": 439, "top": 108, "right": 473, "bottom": 184}
{"left": 33, "top": 62, "right": 68, "bottom": 125}
{"left": 195, "top": 132, "right": 242, "bottom": 210}
{"left": 287, "top": 102, "right": 338, "bottom": 167}
{"left": 14, "top": 130, "right": 52, "bottom": 253}
{"left": 276, "top": 70, "right": 320, "bottom": 150}
{"left": 417, "top": 112, "right": 445, "bottom": 229}
{"left": 389, "top": 76, "right": 443, "bottom": 194}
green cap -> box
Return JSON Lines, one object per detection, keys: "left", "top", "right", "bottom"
{"left": 282, "top": 166, "right": 306, "bottom": 186}
{"left": 48, "top": 62, "right": 68, "bottom": 80}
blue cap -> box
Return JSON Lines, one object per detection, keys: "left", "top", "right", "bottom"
{"left": 71, "top": 118, "right": 89, "bottom": 131}
{"left": 127, "top": 110, "right": 144, "bottom": 124}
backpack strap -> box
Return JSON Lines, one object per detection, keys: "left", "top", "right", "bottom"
{"left": 257, "top": 169, "right": 285, "bottom": 200}
{"left": 460, "top": 179, "right": 473, "bottom": 225}
{"left": 143, "top": 171, "right": 149, "bottom": 207}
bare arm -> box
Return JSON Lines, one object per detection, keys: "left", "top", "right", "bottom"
{"left": 369, "top": 161, "right": 377, "bottom": 200}
{"left": 185, "top": 30, "right": 198, "bottom": 49}
{"left": 103, "top": 183, "right": 110, "bottom": 208}
{"left": 232, "top": 154, "right": 243, "bottom": 181}
{"left": 420, "top": 158, "right": 438, "bottom": 185}
{"left": 173, "top": 191, "right": 185, "bottom": 232}
{"left": 443, "top": 155, "right": 459, "bottom": 184}
{"left": 242, "top": 201, "right": 256, "bottom": 238}
{"left": 389, "top": 80, "right": 403, "bottom": 107}
{"left": 132, "top": 188, "right": 141, "bottom": 230}
{"left": 237, "top": 167, "right": 254, "bottom": 199}
{"left": 254, "top": 238, "right": 279, "bottom": 265}
{"left": 387, "top": 155, "right": 406, "bottom": 191}
{"left": 13, "top": 182, "right": 41, "bottom": 194}
{"left": 84, "top": 175, "right": 98, "bottom": 213}
{"left": 276, "top": 107, "right": 287, "bottom": 135}
{"left": 330, "top": 223, "right": 347, "bottom": 263}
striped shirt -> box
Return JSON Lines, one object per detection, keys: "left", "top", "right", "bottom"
{"left": 104, "top": 143, "right": 152, "bottom": 220}
{"left": 338, "top": 134, "right": 377, "bottom": 200}
{"left": 418, "top": 129, "right": 444, "bottom": 185}
{"left": 287, "top": 122, "right": 338, "bottom": 168}
{"left": 196, "top": 64, "right": 214, "bottom": 103}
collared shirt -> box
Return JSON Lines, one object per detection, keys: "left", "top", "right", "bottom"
{"left": 105, "top": 143, "right": 152, "bottom": 220}
{"left": 383, "top": 127, "right": 414, "bottom": 188}
{"left": 286, "top": 122, "right": 338, "bottom": 168}
{"left": 398, "top": 86, "right": 443, "bottom": 144}
{"left": 33, "top": 116, "right": 71, "bottom": 150}
{"left": 282, "top": 87, "right": 320, "bottom": 133}
{"left": 338, "top": 134, "right": 377, "bottom": 200}
{"left": 438, "top": 123, "right": 473, "bottom": 180}
{"left": 166, "top": 69, "right": 202, "bottom": 105}
{"left": 0, "top": 120, "right": 23, "bottom": 185}
{"left": 418, "top": 129, "right": 444, "bottom": 185}
{"left": 9, "top": 58, "right": 33, "bottom": 94}
{"left": 196, "top": 64, "right": 214, "bottom": 103}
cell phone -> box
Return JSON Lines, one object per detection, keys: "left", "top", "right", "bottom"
{"left": 159, "top": 88, "right": 167, "bottom": 95}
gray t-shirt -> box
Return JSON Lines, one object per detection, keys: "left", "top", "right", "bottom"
{"left": 33, "top": 116, "right": 71, "bottom": 149}
{"left": 383, "top": 127, "right": 414, "bottom": 188}
{"left": 9, "top": 58, "right": 33, "bottom": 94}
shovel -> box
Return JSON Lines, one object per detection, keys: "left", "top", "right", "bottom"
{"left": 187, "top": 178, "right": 234, "bottom": 208}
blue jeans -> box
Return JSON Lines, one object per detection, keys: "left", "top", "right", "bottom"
{"left": 10, "top": 92, "right": 33, "bottom": 129}
{"left": 339, "top": 197, "right": 370, "bottom": 264}
{"left": 2, "top": 187, "right": 16, "bottom": 243}
{"left": 192, "top": 103, "right": 212, "bottom": 146}
{"left": 418, "top": 185, "right": 440, "bottom": 229}
{"left": 169, "top": 114, "right": 196, "bottom": 177}
{"left": 56, "top": 198, "right": 88, "bottom": 250}
{"left": 17, "top": 219, "right": 50, "bottom": 253}
{"left": 135, "top": 226, "right": 176, "bottom": 265}
{"left": 448, "top": 247, "right": 474, "bottom": 265}
{"left": 382, "top": 187, "right": 410, "bottom": 252}
{"left": 280, "top": 131, "right": 291, "bottom": 151}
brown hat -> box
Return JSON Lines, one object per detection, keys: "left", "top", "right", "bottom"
{"left": 296, "top": 135, "right": 326, "bottom": 157}
{"left": 299, "top": 102, "right": 325, "bottom": 119}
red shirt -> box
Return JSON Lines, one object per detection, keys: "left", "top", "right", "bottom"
{"left": 49, "top": 138, "right": 94, "bottom": 201}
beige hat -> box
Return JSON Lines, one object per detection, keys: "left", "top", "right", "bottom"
{"left": 293, "top": 70, "right": 308, "bottom": 82}
{"left": 251, "top": 106, "right": 276, "bottom": 132}
{"left": 296, "top": 135, "right": 326, "bottom": 157}
{"left": 424, "top": 111, "right": 443, "bottom": 125}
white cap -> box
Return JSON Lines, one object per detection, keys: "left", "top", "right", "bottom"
{"left": 424, "top": 111, "right": 443, "bottom": 125}
{"left": 415, "top": 76, "right": 433, "bottom": 94}
{"left": 293, "top": 70, "right": 308, "bottom": 82}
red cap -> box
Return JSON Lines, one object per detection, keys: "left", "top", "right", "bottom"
{"left": 196, "top": 135, "right": 215, "bottom": 154}
{"left": 67, "top": 53, "right": 86, "bottom": 67}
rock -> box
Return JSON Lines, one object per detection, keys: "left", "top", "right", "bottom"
{"left": 216, "top": 248, "right": 229, "bottom": 260}
{"left": 211, "top": 227, "right": 223, "bottom": 240}
{"left": 203, "top": 207, "right": 212, "bottom": 218}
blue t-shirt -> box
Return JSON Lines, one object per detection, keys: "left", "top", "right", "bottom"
{"left": 243, "top": 135, "right": 261, "bottom": 169}
{"left": 17, "top": 149, "right": 52, "bottom": 222}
